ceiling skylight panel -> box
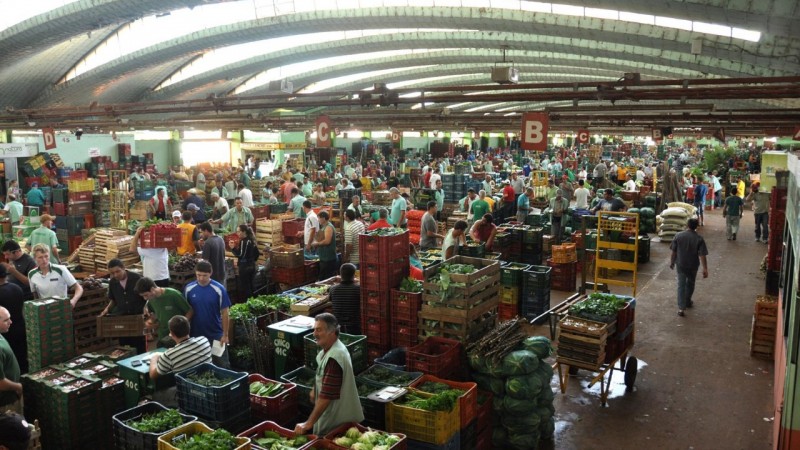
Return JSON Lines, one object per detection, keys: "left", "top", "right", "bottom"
{"left": 693, "top": 21, "right": 732, "bottom": 38}
{"left": 551, "top": 4, "right": 584, "bottom": 17}
{"left": 585, "top": 8, "right": 618, "bottom": 20}
{"left": 0, "top": 0, "right": 79, "bottom": 33}
{"left": 520, "top": 2, "right": 552, "bottom": 13}
{"left": 655, "top": 16, "right": 692, "bottom": 31}
{"left": 618, "top": 12, "right": 654, "bottom": 25}
{"left": 731, "top": 28, "right": 761, "bottom": 42}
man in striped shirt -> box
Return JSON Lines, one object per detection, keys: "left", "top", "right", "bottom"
{"left": 149, "top": 315, "right": 211, "bottom": 406}
{"left": 342, "top": 210, "right": 365, "bottom": 267}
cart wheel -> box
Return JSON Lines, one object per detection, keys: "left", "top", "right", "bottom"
{"left": 624, "top": 356, "right": 638, "bottom": 390}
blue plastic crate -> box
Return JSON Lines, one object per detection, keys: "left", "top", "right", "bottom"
{"left": 175, "top": 363, "right": 249, "bottom": 421}
{"left": 375, "top": 347, "right": 407, "bottom": 371}
{"left": 112, "top": 401, "right": 197, "bottom": 450}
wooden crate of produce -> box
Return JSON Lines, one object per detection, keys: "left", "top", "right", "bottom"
{"left": 418, "top": 311, "right": 496, "bottom": 344}
{"left": 420, "top": 292, "right": 499, "bottom": 321}
{"left": 556, "top": 316, "right": 613, "bottom": 370}
{"left": 430, "top": 255, "right": 500, "bottom": 284}
{"left": 422, "top": 271, "right": 500, "bottom": 308}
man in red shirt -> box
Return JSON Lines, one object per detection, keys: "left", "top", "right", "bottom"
{"left": 501, "top": 180, "right": 516, "bottom": 220}
{"left": 367, "top": 209, "right": 392, "bottom": 231}
{"left": 283, "top": 179, "right": 297, "bottom": 203}
{"left": 423, "top": 167, "right": 432, "bottom": 188}
{"left": 470, "top": 214, "right": 497, "bottom": 251}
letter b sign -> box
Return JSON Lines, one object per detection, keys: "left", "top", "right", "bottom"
{"left": 521, "top": 112, "right": 548, "bottom": 151}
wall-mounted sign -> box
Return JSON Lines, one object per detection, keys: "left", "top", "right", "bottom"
{"left": 316, "top": 115, "right": 332, "bottom": 147}
{"left": 0, "top": 143, "right": 38, "bottom": 157}
{"left": 42, "top": 128, "right": 56, "bottom": 150}
{"left": 577, "top": 129, "right": 590, "bottom": 144}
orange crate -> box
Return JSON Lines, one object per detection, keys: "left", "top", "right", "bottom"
{"left": 410, "top": 374, "right": 477, "bottom": 428}
{"left": 551, "top": 243, "right": 578, "bottom": 263}
{"left": 386, "top": 388, "right": 460, "bottom": 445}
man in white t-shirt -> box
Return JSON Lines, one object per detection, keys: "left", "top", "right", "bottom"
{"left": 301, "top": 200, "right": 319, "bottom": 257}
{"left": 28, "top": 244, "right": 83, "bottom": 307}
{"left": 237, "top": 183, "right": 254, "bottom": 207}
{"left": 130, "top": 227, "right": 170, "bottom": 287}
{"left": 623, "top": 173, "right": 638, "bottom": 192}
{"left": 573, "top": 180, "right": 591, "bottom": 209}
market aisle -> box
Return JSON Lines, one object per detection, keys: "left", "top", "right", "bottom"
{"left": 543, "top": 206, "right": 774, "bottom": 450}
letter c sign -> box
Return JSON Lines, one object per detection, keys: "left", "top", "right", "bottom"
{"left": 316, "top": 115, "right": 331, "bottom": 147}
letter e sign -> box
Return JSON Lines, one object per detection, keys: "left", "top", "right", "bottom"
{"left": 521, "top": 112, "right": 548, "bottom": 151}
{"left": 316, "top": 115, "right": 331, "bottom": 147}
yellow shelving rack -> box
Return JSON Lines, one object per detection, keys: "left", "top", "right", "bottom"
{"left": 594, "top": 211, "right": 640, "bottom": 296}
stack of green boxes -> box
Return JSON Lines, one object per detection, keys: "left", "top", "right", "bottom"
{"left": 24, "top": 298, "right": 75, "bottom": 371}
{"left": 21, "top": 352, "right": 128, "bottom": 448}
{"left": 499, "top": 263, "right": 531, "bottom": 321}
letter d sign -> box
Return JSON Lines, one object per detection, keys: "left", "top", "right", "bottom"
{"left": 42, "top": 128, "right": 57, "bottom": 150}
{"left": 316, "top": 115, "right": 331, "bottom": 147}
{"left": 521, "top": 112, "right": 548, "bottom": 151}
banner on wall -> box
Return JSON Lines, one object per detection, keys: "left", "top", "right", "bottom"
{"left": 0, "top": 143, "right": 38, "bottom": 157}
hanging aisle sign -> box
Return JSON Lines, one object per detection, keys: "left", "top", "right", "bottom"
{"left": 577, "top": 129, "right": 590, "bottom": 144}
{"left": 521, "top": 112, "right": 549, "bottom": 151}
{"left": 316, "top": 115, "right": 332, "bottom": 147}
{"left": 42, "top": 128, "right": 56, "bottom": 150}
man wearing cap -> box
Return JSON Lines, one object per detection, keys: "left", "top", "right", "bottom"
{"left": 0, "top": 412, "right": 30, "bottom": 449}
{"left": 210, "top": 192, "right": 229, "bottom": 220}
{"left": 28, "top": 244, "right": 83, "bottom": 307}
{"left": 0, "top": 242, "right": 35, "bottom": 301}
{"left": 182, "top": 189, "right": 207, "bottom": 222}
{"left": 24, "top": 182, "right": 44, "bottom": 208}
{"left": 0, "top": 266, "right": 26, "bottom": 374}
{"left": 26, "top": 214, "right": 59, "bottom": 265}
{"left": 171, "top": 210, "right": 182, "bottom": 224}
{"left": 186, "top": 203, "right": 206, "bottom": 223}
{"left": 0, "top": 195, "right": 23, "bottom": 225}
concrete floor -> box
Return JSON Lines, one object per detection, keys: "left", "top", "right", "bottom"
{"left": 536, "top": 206, "right": 775, "bottom": 450}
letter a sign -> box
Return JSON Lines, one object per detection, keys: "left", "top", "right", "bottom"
{"left": 316, "top": 115, "right": 332, "bottom": 147}
{"left": 577, "top": 129, "right": 590, "bottom": 144}
{"left": 42, "top": 128, "right": 56, "bottom": 150}
{"left": 521, "top": 112, "right": 549, "bottom": 151}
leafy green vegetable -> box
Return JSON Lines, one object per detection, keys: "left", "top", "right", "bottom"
{"left": 328, "top": 426, "right": 402, "bottom": 449}
{"left": 254, "top": 430, "right": 309, "bottom": 449}
{"left": 521, "top": 336, "right": 554, "bottom": 359}
{"left": 229, "top": 303, "right": 254, "bottom": 321}
{"left": 175, "top": 429, "right": 238, "bottom": 449}
{"left": 501, "top": 350, "right": 540, "bottom": 376}
{"left": 440, "top": 263, "right": 476, "bottom": 274}
{"left": 360, "top": 366, "right": 417, "bottom": 386}
{"left": 249, "top": 381, "right": 285, "bottom": 397}
{"left": 569, "top": 293, "right": 628, "bottom": 322}
{"left": 399, "top": 277, "right": 423, "bottom": 293}
{"left": 399, "top": 389, "right": 462, "bottom": 412}
{"left": 414, "top": 381, "right": 452, "bottom": 395}
{"left": 186, "top": 370, "right": 233, "bottom": 387}
{"left": 505, "top": 374, "right": 544, "bottom": 400}
{"left": 126, "top": 409, "right": 184, "bottom": 433}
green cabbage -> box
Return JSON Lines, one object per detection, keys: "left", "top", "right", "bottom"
{"left": 492, "top": 427, "right": 509, "bottom": 448}
{"left": 508, "top": 431, "right": 542, "bottom": 450}
{"left": 502, "top": 409, "right": 540, "bottom": 429}
{"left": 505, "top": 375, "right": 543, "bottom": 400}
{"left": 471, "top": 372, "right": 505, "bottom": 397}
{"left": 522, "top": 336, "right": 554, "bottom": 359}
{"left": 536, "top": 361, "right": 555, "bottom": 381}
{"left": 492, "top": 395, "right": 504, "bottom": 414}
{"left": 502, "top": 395, "right": 539, "bottom": 414}
{"left": 537, "top": 386, "right": 555, "bottom": 406}
{"left": 334, "top": 437, "right": 355, "bottom": 447}
{"left": 345, "top": 427, "right": 362, "bottom": 440}
{"left": 501, "top": 350, "right": 540, "bottom": 376}
{"left": 540, "top": 416, "right": 555, "bottom": 440}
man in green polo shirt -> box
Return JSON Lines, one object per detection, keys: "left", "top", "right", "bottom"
{"left": 135, "top": 277, "right": 192, "bottom": 349}
{"left": 470, "top": 190, "right": 489, "bottom": 223}
{"left": 0, "top": 195, "right": 23, "bottom": 224}
{"left": 0, "top": 307, "right": 22, "bottom": 414}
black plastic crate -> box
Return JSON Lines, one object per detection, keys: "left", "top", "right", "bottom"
{"left": 175, "top": 363, "right": 249, "bottom": 421}
{"left": 112, "top": 401, "right": 197, "bottom": 450}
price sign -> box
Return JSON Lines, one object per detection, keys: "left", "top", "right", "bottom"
{"left": 315, "top": 115, "right": 332, "bottom": 147}
{"left": 577, "top": 129, "right": 590, "bottom": 144}
{"left": 42, "top": 128, "right": 56, "bottom": 150}
{"left": 521, "top": 112, "right": 549, "bottom": 151}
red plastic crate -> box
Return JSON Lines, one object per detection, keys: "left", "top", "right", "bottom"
{"left": 53, "top": 202, "right": 66, "bottom": 216}
{"left": 247, "top": 374, "right": 298, "bottom": 426}
{"left": 69, "top": 169, "right": 88, "bottom": 180}
{"left": 411, "top": 375, "right": 477, "bottom": 428}
{"left": 498, "top": 303, "right": 517, "bottom": 321}
{"left": 251, "top": 205, "right": 270, "bottom": 220}
{"left": 239, "top": 421, "right": 317, "bottom": 450}
{"left": 273, "top": 266, "right": 306, "bottom": 286}
{"left": 391, "top": 319, "right": 417, "bottom": 337}
{"left": 304, "top": 260, "right": 319, "bottom": 282}
{"left": 68, "top": 235, "right": 82, "bottom": 254}
{"left": 475, "top": 391, "right": 493, "bottom": 433}
{"left": 367, "top": 346, "right": 383, "bottom": 363}
{"left": 546, "top": 259, "right": 578, "bottom": 276}
{"left": 551, "top": 274, "right": 577, "bottom": 292}
{"left": 360, "top": 258, "right": 409, "bottom": 291}
{"left": 390, "top": 290, "right": 422, "bottom": 322}
{"left": 361, "top": 290, "right": 389, "bottom": 318}
{"left": 282, "top": 218, "right": 304, "bottom": 238}
{"left": 406, "top": 337, "right": 462, "bottom": 379}
{"left": 359, "top": 232, "right": 410, "bottom": 264}
{"left": 140, "top": 227, "right": 181, "bottom": 249}
{"left": 83, "top": 213, "right": 95, "bottom": 229}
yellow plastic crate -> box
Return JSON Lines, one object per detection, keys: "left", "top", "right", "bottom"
{"left": 386, "top": 388, "right": 460, "bottom": 445}
{"left": 157, "top": 422, "right": 251, "bottom": 450}
{"left": 360, "top": 177, "right": 372, "bottom": 191}
{"left": 67, "top": 179, "right": 96, "bottom": 192}
{"left": 500, "top": 286, "right": 519, "bottom": 304}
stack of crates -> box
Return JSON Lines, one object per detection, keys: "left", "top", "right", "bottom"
{"left": 25, "top": 298, "right": 75, "bottom": 371}
{"left": 390, "top": 288, "right": 423, "bottom": 348}
{"left": 476, "top": 390, "right": 493, "bottom": 449}
{"left": 72, "top": 287, "right": 115, "bottom": 354}
{"left": 521, "top": 266, "right": 552, "bottom": 323}
{"left": 547, "top": 257, "right": 578, "bottom": 292}
{"left": 499, "top": 263, "right": 531, "bottom": 321}
{"left": 133, "top": 179, "right": 155, "bottom": 200}
{"left": 55, "top": 214, "right": 85, "bottom": 257}
{"left": 522, "top": 226, "right": 544, "bottom": 265}
{"left": 359, "top": 230, "right": 410, "bottom": 360}
{"left": 409, "top": 374, "right": 478, "bottom": 450}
